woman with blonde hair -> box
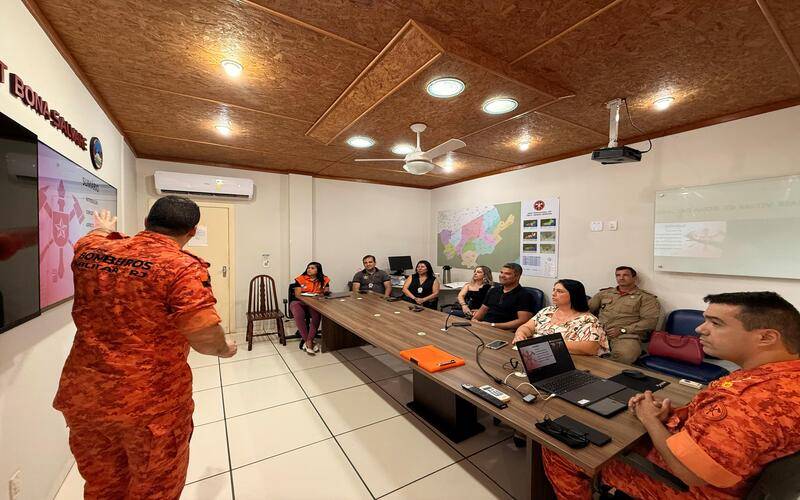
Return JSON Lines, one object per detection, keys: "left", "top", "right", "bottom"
{"left": 456, "top": 266, "right": 493, "bottom": 318}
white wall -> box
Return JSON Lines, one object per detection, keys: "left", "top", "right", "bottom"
{"left": 0, "top": 1, "right": 137, "bottom": 499}
{"left": 136, "top": 160, "right": 288, "bottom": 332}
{"left": 431, "top": 105, "right": 800, "bottom": 315}
{"left": 313, "top": 179, "right": 431, "bottom": 290}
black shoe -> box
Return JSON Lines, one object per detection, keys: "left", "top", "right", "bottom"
{"left": 299, "top": 339, "right": 305, "bottom": 350}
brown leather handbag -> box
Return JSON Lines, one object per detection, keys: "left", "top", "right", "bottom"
{"left": 648, "top": 331, "right": 703, "bottom": 365}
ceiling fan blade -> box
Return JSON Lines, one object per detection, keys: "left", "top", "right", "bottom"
{"left": 354, "top": 158, "right": 406, "bottom": 162}
{"left": 422, "top": 138, "right": 466, "bottom": 159}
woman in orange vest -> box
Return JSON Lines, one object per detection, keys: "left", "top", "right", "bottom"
{"left": 290, "top": 261, "right": 330, "bottom": 354}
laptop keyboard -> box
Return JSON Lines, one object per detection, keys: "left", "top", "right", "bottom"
{"left": 538, "top": 371, "right": 599, "bottom": 395}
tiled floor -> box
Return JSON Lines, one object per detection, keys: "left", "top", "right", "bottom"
{"left": 55, "top": 327, "right": 525, "bottom": 499}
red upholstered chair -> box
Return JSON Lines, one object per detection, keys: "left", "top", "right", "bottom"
{"left": 246, "top": 275, "right": 285, "bottom": 349}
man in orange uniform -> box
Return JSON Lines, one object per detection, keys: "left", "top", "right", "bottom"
{"left": 544, "top": 291, "right": 800, "bottom": 499}
{"left": 54, "top": 196, "right": 237, "bottom": 499}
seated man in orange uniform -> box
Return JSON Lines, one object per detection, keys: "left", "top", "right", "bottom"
{"left": 543, "top": 291, "right": 800, "bottom": 499}
{"left": 54, "top": 196, "right": 237, "bottom": 500}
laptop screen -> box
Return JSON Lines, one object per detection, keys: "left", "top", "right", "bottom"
{"left": 516, "top": 334, "right": 575, "bottom": 382}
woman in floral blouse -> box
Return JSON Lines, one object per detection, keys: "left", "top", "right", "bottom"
{"left": 513, "top": 279, "right": 609, "bottom": 356}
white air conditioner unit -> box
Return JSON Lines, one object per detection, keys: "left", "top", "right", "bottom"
{"left": 154, "top": 171, "right": 254, "bottom": 200}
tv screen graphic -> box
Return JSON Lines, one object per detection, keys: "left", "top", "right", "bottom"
{"left": 0, "top": 112, "right": 40, "bottom": 334}
{"left": 38, "top": 142, "right": 117, "bottom": 309}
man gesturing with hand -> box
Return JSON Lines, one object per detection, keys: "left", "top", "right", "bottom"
{"left": 54, "top": 196, "right": 236, "bottom": 499}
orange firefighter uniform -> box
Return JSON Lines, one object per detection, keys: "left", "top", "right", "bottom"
{"left": 543, "top": 359, "right": 800, "bottom": 500}
{"left": 54, "top": 230, "right": 221, "bottom": 499}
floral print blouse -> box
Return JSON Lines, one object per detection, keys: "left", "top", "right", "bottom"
{"left": 519, "top": 305, "right": 609, "bottom": 355}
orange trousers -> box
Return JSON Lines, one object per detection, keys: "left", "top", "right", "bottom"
{"left": 542, "top": 447, "right": 699, "bottom": 500}
{"left": 64, "top": 407, "right": 193, "bottom": 500}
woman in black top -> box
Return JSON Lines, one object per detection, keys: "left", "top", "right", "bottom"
{"left": 457, "top": 265, "right": 493, "bottom": 318}
{"left": 402, "top": 260, "right": 440, "bottom": 309}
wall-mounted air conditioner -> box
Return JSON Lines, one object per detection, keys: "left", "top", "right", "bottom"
{"left": 154, "top": 171, "right": 254, "bottom": 200}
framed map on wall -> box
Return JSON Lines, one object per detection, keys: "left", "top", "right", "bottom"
{"left": 437, "top": 202, "right": 521, "bottom": 270}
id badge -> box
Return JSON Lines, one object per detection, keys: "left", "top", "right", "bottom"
{"left": 417, "top": 287, "right": 423, "bottom": 294}
{"left": 368, "top": 283, "right": 374, "bottom": 289}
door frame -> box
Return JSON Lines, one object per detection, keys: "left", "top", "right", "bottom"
{"left": 148, "top": 198, "right": 237, "bottom": 333}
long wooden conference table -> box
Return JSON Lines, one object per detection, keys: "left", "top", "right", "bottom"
{"left": 301, "top": 292, "right": 697, "bottom": 499}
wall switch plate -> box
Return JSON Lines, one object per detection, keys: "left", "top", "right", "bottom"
{"left": 9, "top": 469, "right": 21, "bottom": 500}
{"left": 590, "top": 221, "right": 603, "bottom": 232}
{"left": 261, "top": 253, "right": 270, "bottom": 268}
{"left": 606, "top": 220, "right": 618, "bottom": 231}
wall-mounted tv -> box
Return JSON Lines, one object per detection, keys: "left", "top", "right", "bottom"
{"left": 0, "top": 112, "right": 40, "bottom": 334}
{"left": 38, "top": 142, "right": 117, "bottom": 309}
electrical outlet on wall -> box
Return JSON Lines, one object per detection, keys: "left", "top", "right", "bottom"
{"left": 261, "top": 253, "right": 270, "bottom": 268}
{"left": 9, "top": 469, "right": 21, "bottom": 500}
{"left": 590, "top": 221, "right": 603, "bottom": 232}
{"left": 606, "top": 220, "right": 618, "bottom": 231}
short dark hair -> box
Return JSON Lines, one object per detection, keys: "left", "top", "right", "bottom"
{"left": 615, "top": 266, "right": 637, "bottom": 277}
{"left": 704, "top": 292, "right": 800, "bottom": 354}
{"left": 362, "top": 255, "right": 376, "bottom": 262}
{"left": 145, "top": 196, "right": 200, "bottom": 236}
{"left": 503, "top": 263, "right": 523, "bottom": 277}
{"left": 556, "top": 279, "right": 590, "bottom": 312}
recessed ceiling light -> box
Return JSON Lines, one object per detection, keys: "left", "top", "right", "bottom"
{"left": 347, "top": 136, "right": 375, "bottom": 148}
{"left": 519, "top": 142, "right": 531, "bottom": 152}
{"left": 215, "top": 122, "right": 232, "bottom": 136}
{"left": 653, "top": 96, "right": 675, "bottom": 111}
{"left": 391, "top": 143, "right": 415, "bottom": 155}
{"left": 482, "top": 97, "right": 518, "bottom": 114}
{"left": 221, "top": 60, "right": 243, "bottom": 78}
{"left": 426, "top": 78, "right": 466, "bottom": 98}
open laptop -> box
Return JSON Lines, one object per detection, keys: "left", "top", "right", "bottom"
{"left": 516, "top": 334, "right": 626, "bottom": 408}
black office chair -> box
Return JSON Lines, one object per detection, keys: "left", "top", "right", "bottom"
{"left": 282, "top": 282, "right": 322, "bottom": 349}
{"left": 523, "top": 286, "right": 545, "bottom": 315}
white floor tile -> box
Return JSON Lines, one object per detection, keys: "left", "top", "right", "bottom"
{"left": 189, "top": 349, "right": 219, "bottom": 369}
{"left": 383, "top": 460, "right": 513, "bottom": 500}
{"left": 350, "top": 353, "right": 412, "bottom": 381}
{"left": 186, "top": 421, "right": 229, "bottom": 484}
{"left": 221, "top": 338, "right": 278, "bottom": 363}
{"left": 375, "top": 373, "right": 413, "bottom": 406}
{"left": 281, "top": 349, "right": 343, "bottom": 371}
{"left": 336, "top": 414, "right": 460, "bottom": 497}
{"left": 469, "top": 438, "right": 529, "bottom": 500}
{"left": 292, "top": 361, "right": 370, "bottom": 397}
{"left": 193, "top": 388, "right": 224, "bottom": 426}
{"left": 311, "top": 383, "right": 406, "bottom": 435}
{"left": 233, "top": 439, "right": 372, "bottom": 500}
{"left": 418, "top": 410, "right": 515, "bottom": 458}
{"left": 226, "top": 399, "right": 331, "bottom": 468}
{"left": 192, "top": 365, "right": 221, "bottom": 392}
{"left": 222, "top": 373, "right": 306, "bottom": 418}
{"left": 54, "top": 462, "right": 83, "bottom": 500}
{"left": 219, "top": 356, "right": 289, "bottom": 386}
{"left": 181, "top": 472, "right": 232, "bottom": 500}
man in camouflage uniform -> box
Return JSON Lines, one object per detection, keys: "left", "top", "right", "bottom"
{"left": 544, "top": 291, "right": 800, "bottom": 499}
{"left": 589, "top": 266, "right": 661, "bottom": 363}
{"left": 54, "top": 196, "right": 237, "bottom": 499}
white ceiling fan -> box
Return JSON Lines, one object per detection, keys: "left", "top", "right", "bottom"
{"left": 354, "top": 123, "right": 466, "bottom": 175}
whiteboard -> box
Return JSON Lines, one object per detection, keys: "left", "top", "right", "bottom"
{"left": 654, "top": 175, "right": 800, "bottom": 279}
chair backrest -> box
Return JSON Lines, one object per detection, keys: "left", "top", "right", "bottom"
{"left": 665, "top": 309, "right": 705, "bottom": 336}
{"left": 746, "top": 451, "right": 800, "bottom": 500}
{"left": 523, "top": 287, "right": 545, "bottom": 315}
{"left": 247, "top": 275, "right": 280, "bottom": 315}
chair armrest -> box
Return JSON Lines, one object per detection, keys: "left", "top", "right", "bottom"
{"left": 617, "top": 452, "right": 689, "bottom": 492}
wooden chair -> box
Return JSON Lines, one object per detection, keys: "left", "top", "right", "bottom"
{"left": 246, "top": 275, "right": 285, "bottom": 349}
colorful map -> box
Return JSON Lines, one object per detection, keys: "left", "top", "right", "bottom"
{"left": 437, "top": 202, "right": 521, "bottom": 270}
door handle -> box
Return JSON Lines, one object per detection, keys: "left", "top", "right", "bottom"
{"left": 222, "top": 265, "right": 228, "bottom": 278}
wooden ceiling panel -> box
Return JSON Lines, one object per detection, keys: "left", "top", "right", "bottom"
{"left": 256, "top": 0, "right": 615, "bottom": 62}
{"left": 34, "top": 0, "right": 374, "bottom": 121}
{"left": 129, "top": 133, "right": 331, "bottom": 173}
{"left": 320, "top": 163, "right": 443, "bottom": 188}
{"left": 461, "top": 111, "right": 606, "bottom": 164}
{"left": 515, "top": 0, "right": 800, "bottom": 140}
{"left": 342, "top": 54, "right": 553, "bottom": 159}
{"left": 765, "top": 0, "right": 800, "bottom": 62}
{"left": 92, "top": 80, "right": 352, "bottom": 162}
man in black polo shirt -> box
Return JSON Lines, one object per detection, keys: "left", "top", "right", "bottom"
{"left": 471, "top": 263, "right": 535, "bottom": 331}
{"left": 351, "top": 255, "right": 392, "bottom": 297}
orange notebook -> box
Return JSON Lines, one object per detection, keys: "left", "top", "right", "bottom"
{"left": 399, "top": 345, "right": 465, "bottom": 373}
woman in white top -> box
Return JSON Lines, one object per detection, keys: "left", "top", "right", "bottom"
{"left": 456, "top": 266, "right": 493, "bottom": 318}
{"left": 513, "top": 279, "right": 609, "bottom": 356}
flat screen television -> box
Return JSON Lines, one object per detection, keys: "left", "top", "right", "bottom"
{"left": 0, "top": 112, "right": 40, "bottom": 334}
{"left": 38, "top": 142, "right": 117, "bottom": 309}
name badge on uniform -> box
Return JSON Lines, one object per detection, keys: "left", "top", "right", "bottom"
{"left": 417, "top": 287, "right": 423, "bottom": 293}
{"left": 368, "top": 283, "right": 374, "bottom": 289}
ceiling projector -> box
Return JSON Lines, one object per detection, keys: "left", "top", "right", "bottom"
{"left": 592, "top": 98, "right": 643, "bottom": 165}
